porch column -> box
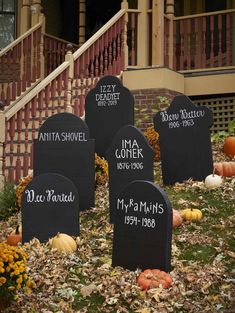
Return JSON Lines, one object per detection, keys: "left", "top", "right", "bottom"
{"left": 79, "top": 0, "right": 86, "bottom": 47}
{"left": 166, "top": 0, "right": 174, "bottom": 69}
{"left": 152, "top": 0, "right": 164, "bottom": 66}
{"left": 137, "top": 0, "right": 149, "bottom": 67}
{"left": 21, "top": 0, "right": 30, "bottom": 34}
{"left": 121, "top": 0, "right": 129, "bottom": 70}
{"left": 31, "top": 0, "right": 42, "bottom": 26}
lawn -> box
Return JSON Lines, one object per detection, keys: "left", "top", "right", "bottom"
{"left": 0, "top": 141, "right": 234, "bottom": 313}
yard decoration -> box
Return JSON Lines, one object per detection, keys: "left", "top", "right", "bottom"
{"left": 214, "top": 162, "right": 235, "bottom": 177}
{"left": 173, "top": 209, "right": 183, "bottom": 228}
{"left": 137, "top": 269, "right": 173, "bottom": 290}
{"left": 223, "top": 136, "right": 235, "bottom": 157}
{"left": 6, "top": 225, "right": 22, "bottom": 246}
{"left": 204, "top": 173, "right": 223, "bottom": 189}
{"left": 181, "top": 208, "right": 203, "bottom": 221}
{"left": 51, "top": 233, "right": 77, "bottom": 254}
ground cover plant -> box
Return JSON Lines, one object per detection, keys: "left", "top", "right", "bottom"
{"left": 0, "top": 141, "right": 234, "bottom": 313}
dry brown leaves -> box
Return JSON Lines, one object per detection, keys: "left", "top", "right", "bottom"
{"left": 0, "top": 142, "right": 234, "bottom": 312}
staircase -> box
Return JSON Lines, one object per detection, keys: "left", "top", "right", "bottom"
{"left": 0, "top": 8, "right": 130, "bottom": 187}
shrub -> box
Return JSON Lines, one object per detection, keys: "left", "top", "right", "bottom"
{"left": 0, "top": 182, "right": 17, "bottom": 220}
{"left": 95, "top": 154, "right": 109, "bottom": 185}
{"left": 144, "top": 125, "right": 161, "bottom": 161}
{"left": 0, "top": 243, "right": 31, "bottom": 303}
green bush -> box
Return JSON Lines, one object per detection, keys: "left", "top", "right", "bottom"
{"left": 0, "top": 182, "right": 17, "bottom": 220}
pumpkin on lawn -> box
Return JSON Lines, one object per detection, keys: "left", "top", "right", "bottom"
{"left": 137, "top": 269, "right": 173, "bottom": 290}
{"left": 173, "top": 209, "right": 183, "bottom": 228}
{"left": 223, "top": 136, "right": 235, "bottom": 158}
{"left": 51, "top": 233, "right": 77, "bottom": 253}
{"left": 214, "top": 162, "right": 235, "bottom": 177}
{"left": 204, "top": 173, "right": 223, "bottom": 189}
{"left": 181, "top": 208, "right": 203, "bottom": 221}
{"left": 6, "top": 225, "right": 22, "bottom": 246}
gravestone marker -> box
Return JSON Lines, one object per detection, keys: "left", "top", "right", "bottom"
{"left": 22, "top": 173, "right": 79, "bottom": 243}
{"left": 112, "top": 180, "right": 172, "bottom": 271}
{"left": 106, "top": 125, "right": 155, "bottom": 223}
{"left": 154, "top": 95, "right": 213, "bottom": 185}
{"left": 85, "top": 75, "right": 134, "bottom": 156}
{"left": 34, "top": 112, "right": 95, "bottom": 211}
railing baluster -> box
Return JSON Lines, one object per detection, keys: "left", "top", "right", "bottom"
{"left": 11, "top": 48, "right": 17, "bottom": 101}
{"left": 131, "top": 13, "right": 135, "bottom": 66}
{"left": 180, "top": 20, "right": 184, "bottom": 70}
{"left": 202, "top": 16, "right": 206, "bottom": 68}
{"left": 17, "top": 44, "right": 22, "bottom": 97}
{"left": 173, "top": 20, "right": 177, "bottom": 70}
{"left": 113, "top": 23, "right": 117, "bottom": 75}
{"left": 16, "top": 110, "right": 22, "bottom": 182}
{"left": 187, "top": 19, "right": 191, "bottom": 69}
{"left": 30, "top": 97, "right": 37, "bottom": 170}
{"left": 116, "top": 18, "right": 121, "bottom": 74}
{"left": 9, "top": 118, "right": 15, "bottom": 181}
{"left": 6, "top": 52, "right": 11, "bottom": 106}
{"left": 226, "top": 14, "right": 231, "bottom": 65}
{"left": 210, "top": 15, "right": 214, "bottom": 67}
{"left": 194, "top": 18, "right": 199, "bottom": 69}
{"left": 23, "top": 103, "right": 30, "bottom": 176}
{"left": 100, "top": 35, "right": 104, "bottom": 78}
{"left": 218, "top": 14, "right": 222, "bottom": 67}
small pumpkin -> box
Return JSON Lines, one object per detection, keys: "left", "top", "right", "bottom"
{"left": 214, "top": 162, "right": 235, "bottom": 177}
{"left": 51, "top": 233, "right": 77, "bottom": 253}
{"left": 173, "top": 209, "right": 183, "bottom": 228}
{"left": 204, "top": 173, "right": 223, "bottom": 189}
{"left": 137, "top": 269, "right": 172, "bottom": 290}
{"left": 181, "top": 208, "right": 203, "bottom": 221}
{"left": 223, "top": 136, "right": 235, "bottom": 157}
{"left": 6, "top": 225, "right": 22, "bottom": 246}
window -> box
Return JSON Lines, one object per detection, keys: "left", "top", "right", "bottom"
{"left": 0, "top": 0, "right": 16, "bottom": 49}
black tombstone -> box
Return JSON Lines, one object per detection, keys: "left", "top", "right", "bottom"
{"left": 112, "top": 180, "right": 172, "bottom": 272}
{"left": 22, "top": 173, "right": 79, "bottom": 243}
{"left": 154, "top": 95, "right": 213, "bottom": 185}
{"left": 106, "top": 125, "right": 155, "bottom": 223}
{"left": 85, "top": 75, "right": 134, "bottom": 156}
{"left": 34, "top": 112, "right": 95, "bottom": 211}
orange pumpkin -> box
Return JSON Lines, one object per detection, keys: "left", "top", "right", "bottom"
{"left": 6, "top": 225, "right": 22, "bottom": 246}
{"left": 173, "top": 209, "right": 183, "bottom": 228}
{"left": 223, "top": 136, "right": 235, "bottom": 157}
{"left": 214, "top": 162, "right": 235, "bottom": 177}
{"left": 137, "top": 269, "right": 173, "bottom": 290}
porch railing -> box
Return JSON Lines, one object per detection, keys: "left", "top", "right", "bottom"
{"left": 0, "top": 8, "right": 127, "bottom": 184}
{"left": 44, "top": 34, "right": 79, "bottom": 76}
{"left": 0, "top": 22, "right": 43, "bottom": 107}
{"left": 164, "top": 9, "right": 235, "bottom": 71}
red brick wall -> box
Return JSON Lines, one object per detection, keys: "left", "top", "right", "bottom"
{"left": 132, "top": 88, "right": 181, "bottom": 131}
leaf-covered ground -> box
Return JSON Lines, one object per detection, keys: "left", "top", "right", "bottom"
{"left": 0, "top": 142, "right": 235, "bottom": 313}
